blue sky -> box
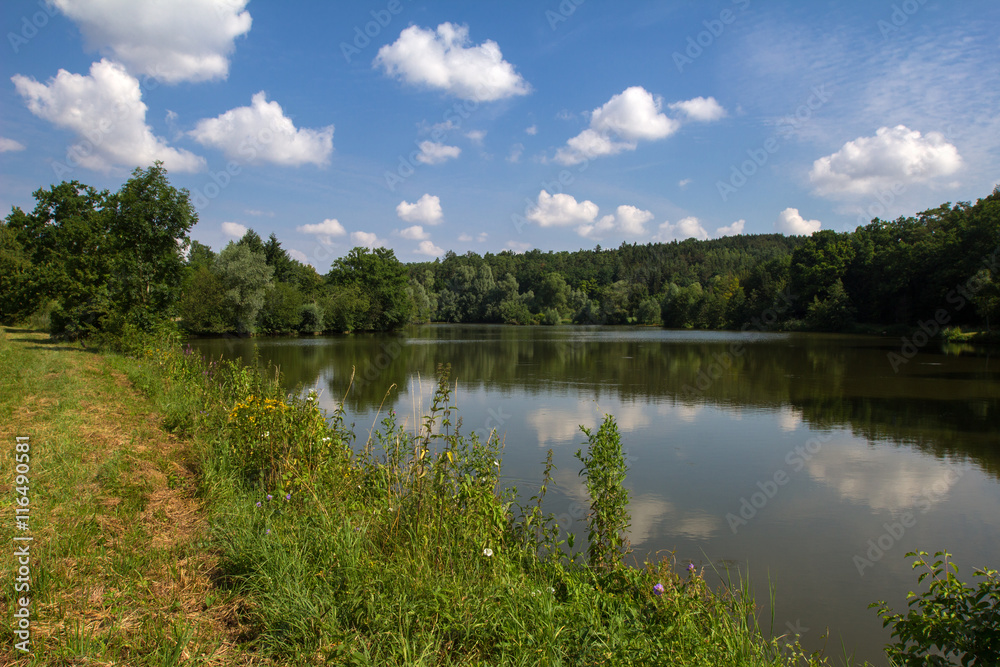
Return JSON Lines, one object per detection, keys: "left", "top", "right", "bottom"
{"left": 1, "top": 0, "right": 998, "bottom": 270}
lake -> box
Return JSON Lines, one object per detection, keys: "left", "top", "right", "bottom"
{"left": 189, "top": 325, "right": 1000, "bottom": 665}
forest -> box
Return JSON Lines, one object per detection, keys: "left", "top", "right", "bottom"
{"left": 1, "top": 164, "right": 998, "bottom": 339}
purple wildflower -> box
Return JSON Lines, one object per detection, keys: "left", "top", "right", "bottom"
{"left": 687, "top": 563, "right": 696, "bottom": 574}
{"left": 266, "top": 494, "right": 273, "bottom": 501}
{"left": 255, "top": 501, "right": 261, "bottom": 508}
{"left": 653, "top": 583, "right": 664, "bottom": 597}
{"left": 285, "top": 493, "right": 291, "bottom": 501}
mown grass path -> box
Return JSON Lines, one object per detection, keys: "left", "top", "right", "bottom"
{"left": 0, "top": 328, "right": 254, "bottom": 666}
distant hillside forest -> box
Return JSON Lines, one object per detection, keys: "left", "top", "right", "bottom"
{"left": 1, "top": 164, "right": 998, "bottom": 339}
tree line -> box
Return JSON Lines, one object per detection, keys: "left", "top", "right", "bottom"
{"left": 1, "top": 164, "right": 998, "bottom": 338}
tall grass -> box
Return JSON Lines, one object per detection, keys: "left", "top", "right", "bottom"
{"left": 103, "top": 326, "right": 837, "bottom": 666}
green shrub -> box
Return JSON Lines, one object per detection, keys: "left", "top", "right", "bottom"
{"left": 871, "top": 550, "right": 1000, "bottom": 666}
{"left": 576, "top": 414, "right": 631, "bottom": 571}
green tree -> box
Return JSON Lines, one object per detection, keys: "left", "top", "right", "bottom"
{"left": 258, "top": 281, "right": 305, "bottom": 334}
{"left": 178, "top": 264, "right": 227, "bottom": 334}
{"left": 0, "top": 220, "right": 34, "bottom": 324}
{"left": 263, "top": 232, "right": 295, "bottom": 283}
{"left": 187, "top": 240, "right": 216, "bottom": 270}
{"left": 407, "top": 280, "right": 433, "bottom": 323}
{"left": 108, "top": 163, "right": 196, "bottom": 325}
{"left": 216, "top": 242, "right": 274, "bottom": 334}
{"left": 320, "top": 283, "right": 369, "bottom": 332}
{"left": 297, "top": 302, "right": 325, "bottom": 333}
{"left": 598, "top": 281, "right": 630, "bottom": 324}
{"left": 635, "top": 296, "right": 661, "bottom": 325}
{"left": 287, "top": 260, "right": 324, "bottom": 300}
{"left": 435, "top": 288, "right": 460, "bottom": 323}
{"left": 6, "top": 181, "right": 114, "bottom": 339}
{"left": 971, "top": 269, "right": 1000, "bottom": 331}
{"left": 661, "top": 282, "right": 702, "bottom": 329}
{"left": 326, "top": 247, "right": 412, "bottom": 331}
{"left": 535, "top": 272, "right": 570, "bottom": 316}
{"left": 237, "top": 228, "right": 265, "bottom": 256}
{"left": 790, "top": 230, "right": 856, "bottom": 313}
{"left": 805, "top": 278, "right": 856, "bottom": 331}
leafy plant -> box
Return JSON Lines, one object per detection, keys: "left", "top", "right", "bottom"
{"left": 575, "top": 414, "right": 631, "bottom": 571}
{"left": 871, "top": 550, "right": 1000, "bottom": 666}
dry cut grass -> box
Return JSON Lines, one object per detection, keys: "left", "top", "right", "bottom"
{"left": 0, "top": 328, "right": 259, "bottom": 666}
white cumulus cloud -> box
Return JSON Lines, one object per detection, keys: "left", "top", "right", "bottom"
{"left": 555, "top": 89, "right": 726, "bottom": 165}
{"left": 590, "top": 87, "right": 679, "bottom": 141}
{"left": 555, "top": 86, "right": 679, "bottom": 165}
{"left": 775, "top": 208, "right": 821, "bottom": 235}
{"left": 52, "top": 0, "right": 252, "bottom": 84}
{"left": 654, "top": 217, "right": 710, "bottom": 242}
{"left": 374, "top": 23, "right": 530, "bottom": 102}
{"left": 190, "top": 92, "right": 333, "bottom": 166}
{"left": 396, "top": 193, "right": 443, "bottom": 224}
{"left": 0, "top": 137, "right": 26, "bottom": 152}
{"left": 715, "top": 219, "right": 745, "bottom": 237}
{"left": 297, "top": 218, "right": 346, "bottom": 244}
{"left": 415, "top": 141, "right": 461, "bottom": 165}
{"left": 351, "top": 230, "right": 385, "bottom": 249}
{"left": 667, "top": 96, "right": 727, "bottom": 122}
{"left": 809, "top": 125, "right": 962, "bottom": 199}
{"left": 578, "top": 204, "right": 653, "bottom": 239}
{"left": 526, "top": 190, "right": 599, "bottom": 227}
{"left": 221, "top": 221, "right": 247, "bottom": 237}
{"left": 416, "top": 240, "right": 445, "bottom": 257}
{"left": 12, "top": 58, "right": 204, "bottom": 173}
{"left": 399, "top": 225, "right": 429, "bottom": 240}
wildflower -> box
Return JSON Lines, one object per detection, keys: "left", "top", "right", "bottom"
{"left": 256, "top": 501, "right": 261, "bottom": 508}
{"left": 483, "top": 548, "right": 494, "bottom": 557}
{"left": 285, "top": 493, "right": 291, "bottom": 501}
{"left": 266, "top": 494, "right": 273, "bottom": 501}
{"left": 266, "top": 528, "right": 271, "bottom": 535}
{"left": 687, "top": 563, "right": 696, "bottom": 574}
{"left": 653, "top": 583, "right": 665, "bottom": 597}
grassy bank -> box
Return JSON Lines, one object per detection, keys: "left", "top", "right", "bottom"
{"left": 0, "top": 328, "right": 250, "bottom": 665}
{"left": 1, "top": 326, "right": 840, "bottom": 666}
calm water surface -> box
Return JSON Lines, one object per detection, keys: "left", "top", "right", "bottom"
{"left": 190, "top": 325, "right": 1000, "bottom": 665}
